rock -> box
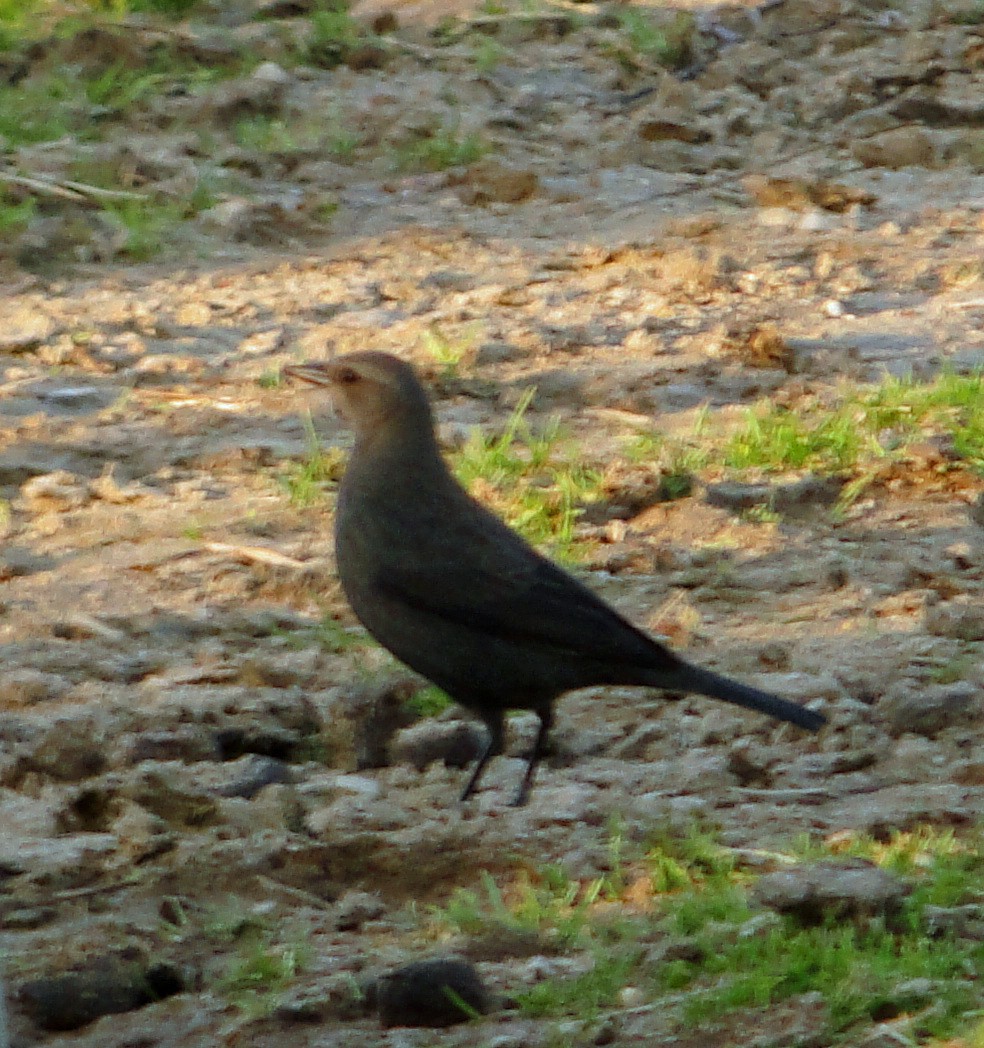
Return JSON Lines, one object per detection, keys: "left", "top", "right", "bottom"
{"left": 754, "top": 860, "right": 909, "bottom": 923}
{"left": 18, "top": 955, "right": 184, "bottom": 1031}
{"left": 342, "top": 678, "right": 418, "bottom": 770}
{"left": 18, "top": 470, "right": 90, "bottom": 513}
{"left": 124, "top": 768, "right": 219, "bottom": 828}
{"left": 923, "top": 904, "right": 984, "bottom": 940}
{"left": 116, "top": 728, "right": 221, "bottom": 765}
{"left": 371, "top": 957, "right": 490, "bottom": 1028}
{"left": 214, "top": 754, "right": 292, "bottom": 799}
{"left": 880, "top": 682, "right": 979, "bottom": 737}
{"left": 852, "top": 127, "right": 939, "bottom": 169}
{"left": 451, "top": 159, "right": 539, "bottom": 205}
{"left": 26, "top": 720, "right": 107, "bottom": 780}
{"left": 390, "top": 720, "right": 485, "bottom": 772}
{"left": 743, "top": 174, "right": 876, "bottom": 213}
{"left": 0, "top": 311, "right": 54, "bottom": 353}
{"left": 705, "top": 475, "right": 845, "bottom": 515}
{"left": 0, "top": 669, "right": 71, "bottom": 707}
{"left": 202, "top": 62, "right": 291, "bottom": 121}
{"left": 925, "top": 598, "right": 984, "bottom": 641}
{"left": 334, "top": 890, "right": 386, "bottom": 931}
{"left": 111, "top": 801, "right": 175, "bottom": 863}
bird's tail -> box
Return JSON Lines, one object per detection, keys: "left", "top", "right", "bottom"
{"left": 656, "top": 663, "right": 826, "bottom": 731}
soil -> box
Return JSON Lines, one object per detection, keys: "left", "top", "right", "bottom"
{"left": 1, "top": 0, "right": 983, "bottom": 1044}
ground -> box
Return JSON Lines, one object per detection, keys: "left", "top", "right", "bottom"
{"left": 1, "top": 0, "right": 983, "bottom": 1045}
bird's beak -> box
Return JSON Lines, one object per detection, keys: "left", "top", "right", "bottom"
{"left": 282, "top": 362, "right": 335, "bottom": 387}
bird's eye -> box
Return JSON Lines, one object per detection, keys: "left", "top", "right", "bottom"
{"left": 336, "top": 367, "right": 360, "bottom": 385}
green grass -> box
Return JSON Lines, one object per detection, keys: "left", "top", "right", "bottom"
{"left": 428, "top": 824, "right": 984, "bottom": 1041}
{"left": 276, "top": 612, "right": 370, "bottom": 654}
{"left": 615, "top": 9, "right": 695, "bottom": 70}
{"left": 279, "top": 388, "right": 599, "bottom": 555}
{"left": 951, "top": 0, "right": 984, "bottom": 24}
{"left": 396, "top": 127, "right": 486, "bottom": 172}
{"left": 471, "top": 34, "right": 508, "bottom": 72}
{"left": 306, "top": 2, "right": 364, "bottom": 68}
{"left": 86, "top": 0, "right": 201, "bottom": 15}
{"left": 0, "top": 75, "right": 77, "bottom": 144}
{"left": 630, "top": 371, "right": 984, "bottom": 515}
{"left": 234, "top": 115, "right": 328, "bottom": 155}
{"left": 0, "top": 191, "right": 36, "bottom": 236}
{"left": 421, "top": 322, "right": 480, "bottom": 379}
{"left": 405, "top": 685, "right": 454, "bottom": 718}
{"left": 453, "top": 389, "right": 602, "bottom": 559}
{"left": 84, "top": 59, "right": 172, "bottom": 112}
{"left": 101, "top": 198, "right": 188, "bottom": 260}
{"left": 280, "top": 413, "right": 345, "bottom": 507}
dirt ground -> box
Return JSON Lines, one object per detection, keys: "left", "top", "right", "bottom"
{"left": 1, "top": 0, "right": 984, "bottom": 1044}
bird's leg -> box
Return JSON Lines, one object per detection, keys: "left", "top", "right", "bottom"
{"left": 460, "top": 714, "right": 504, "bottom": 802}
{"left": 512, "top": 707, "right": 553, "bottom": 807}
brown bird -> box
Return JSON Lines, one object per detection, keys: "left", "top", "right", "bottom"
{"left": 284, "top": 352, "right": 825, "bottom": 805}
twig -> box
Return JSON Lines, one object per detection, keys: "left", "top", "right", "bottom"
{"left": 58, "top": 178, "right": 147, "bottom": 202}
{"left": 255, "top": 874, "right": 333, "bottom": 910}
{"left": 204, "top": 541, "right": 305, "bottom": 569}
{"left": 0, "top": 172, "right": 146, "bottom": 205}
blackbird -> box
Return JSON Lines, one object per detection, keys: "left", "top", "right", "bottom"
{"left": 284, "top": 352, "right": 825, "bottom": 805}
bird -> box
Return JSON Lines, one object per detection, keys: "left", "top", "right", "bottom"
{"left": 283, "top": 352, "right": 826, "bottom": 805}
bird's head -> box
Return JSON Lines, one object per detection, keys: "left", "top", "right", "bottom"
{"left": 282, "top": 351, "right": 434, "bottom": 445}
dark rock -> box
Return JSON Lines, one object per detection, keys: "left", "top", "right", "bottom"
{"left": 372, "top": 958, "right": 490, "bottom": 1028}
{"left": 754, "top": 860, "right": 909, "bottom": 924}
{"left": 880, "top": 683, "right": 979, "bottom": 737}
{"left": 214, "top": 754, "right": 292, "bottom": 799}
{"left": 706, "top": 475, "right": 844, "bottom": 516}
{"left": 18, "top": 956, "right": 183, "bottom": 1031}
{"left": 215, "top": 726, "right": 304, "bottom": 763}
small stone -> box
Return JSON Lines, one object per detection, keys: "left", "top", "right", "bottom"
{"left": 372, "top": 957, "right": 490, "bottom": 1028}
{"left": 617, "top": 985, "right": 645, "bottom": 1008}
{"left": 451, "top": 158, "right": 539, "bottom": 206}
{"left": 334, "top": 890, "right": 386, "bottom": 931}
{"left": 390, "top": 720, "right": 485, "bottom": 772}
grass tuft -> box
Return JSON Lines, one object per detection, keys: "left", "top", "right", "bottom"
{"left": 453, "top": 389, "right": 602, "bottom": 559}
{"left": 427, "top": 823, "right": 984, "bottom": 1040}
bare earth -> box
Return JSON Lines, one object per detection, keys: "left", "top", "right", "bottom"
{"left": 1, "top": 0, "right": 983, "bottom": 1044}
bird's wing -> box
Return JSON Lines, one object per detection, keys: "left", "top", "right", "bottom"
{"left": 375, "top": 526, "right": 671, "bottom": 669}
